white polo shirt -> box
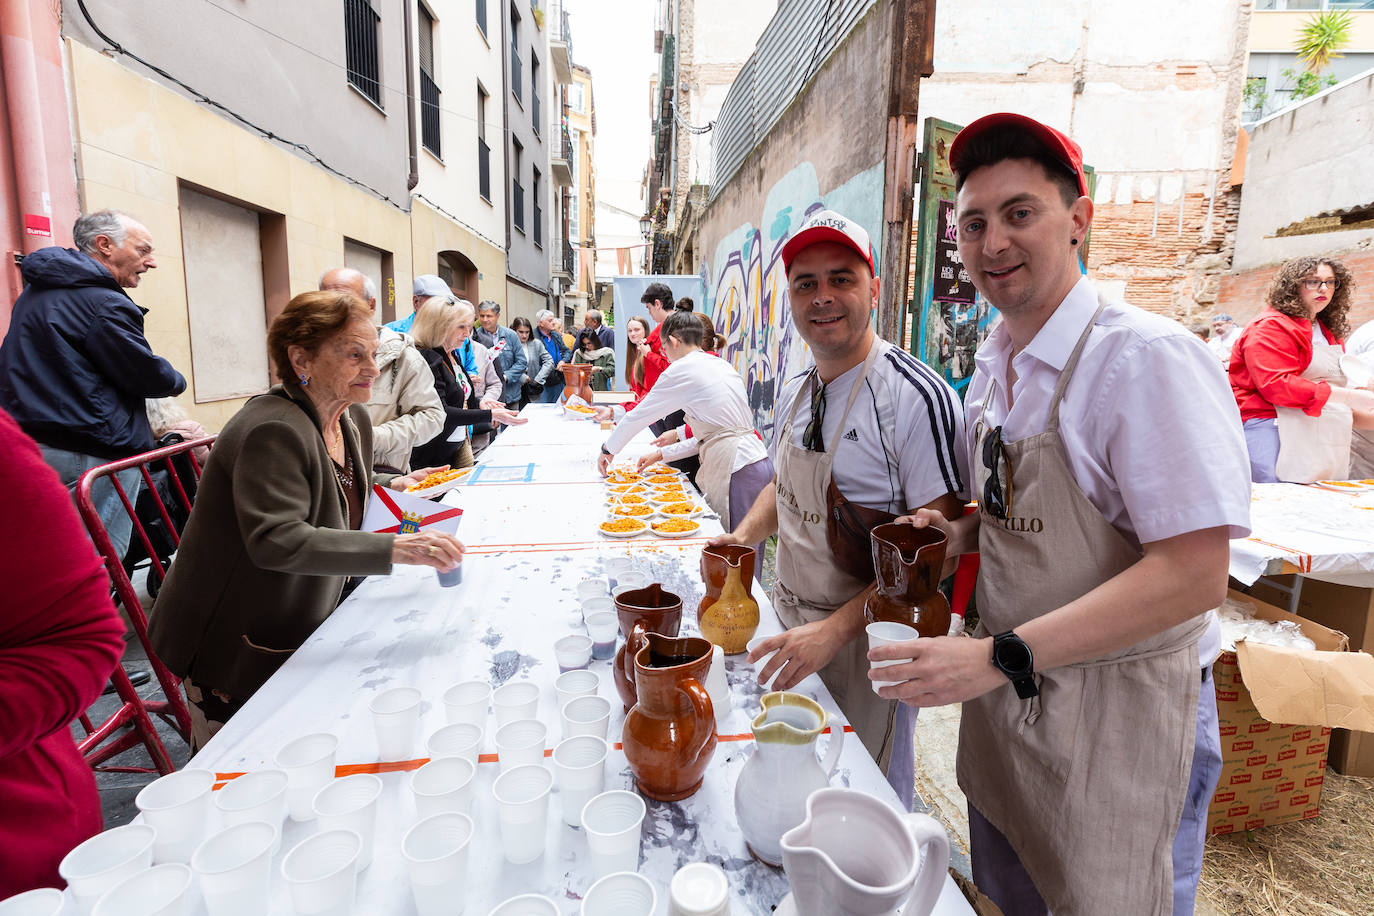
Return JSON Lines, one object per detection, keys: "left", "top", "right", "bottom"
{"left": 770, "top": 338, "right": 969, "bottom": 513}
{"left": 964, "top": 276, "right": 1252, "bottom": 664}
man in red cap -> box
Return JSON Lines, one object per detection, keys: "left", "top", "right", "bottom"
{"left": 870, "top": 114, "right": 1251, "bottom": 914}
{"left": 714, "top": 206, "right": 968, "bottom": 808}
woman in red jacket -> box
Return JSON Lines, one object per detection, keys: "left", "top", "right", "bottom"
{"left": 1230, "top": 256, "right": 1374, "bottom": 482}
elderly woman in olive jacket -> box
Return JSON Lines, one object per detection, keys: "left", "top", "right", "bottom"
{"left": 149, "top": 291, "right": 465, "bottom": 748}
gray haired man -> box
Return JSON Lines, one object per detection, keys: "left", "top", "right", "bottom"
{"left": 472, "top": 300, "right": 528, "bottom": 411}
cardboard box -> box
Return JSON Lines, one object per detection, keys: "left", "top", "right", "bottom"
{"left": 1206, "top": 591, "right": 1349, "bottom": 836}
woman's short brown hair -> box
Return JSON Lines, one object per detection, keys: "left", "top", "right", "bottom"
{"left": 410, "top": 296, "right": 474, "bottom": 349}
{"left": 1265, "top": 256, "right": 1357, "bottom": 340}
{"left": 268, "top": 290, "right": 373, "bottom": 385}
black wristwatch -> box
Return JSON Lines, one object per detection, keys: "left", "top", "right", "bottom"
{"left": 991, "top": 631, "right": 1038, "bottom": 699}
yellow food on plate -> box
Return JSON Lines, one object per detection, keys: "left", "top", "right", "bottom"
{"left": 653, "top": 519, "right": 701, "bottom": 534}
{"left": 406, "top": 468, "right": 467, "bottom": 491}
{"left": 565, "top": 403, "right": 596, "bottom": 414}
{"left": 600, "top": 518, "right": 647, "bottom": 534}
{"left": 645, "top": 474, "right": 680, "bottom": 485}
{"left": 608, "top": 483, "right": 647, "bottom": 494}
{"left": 611, "top": 504, "right": 654, "bottom": 517}
{"left": 612, "top": 494, "right": 649, "bottom": 505}
{"left": 606, "top": 470, "right": 643, "bottom": 483}
{"left": 642, "top": 464, "right": 676, "bottom": 476}
{"left": 1318, "top": 480, "right": 1360, "bottom": 488}
{"left": 659, "top": 502, "right": 698, "bottom": 516}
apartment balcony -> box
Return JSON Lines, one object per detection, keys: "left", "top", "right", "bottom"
{"left": 551, "top": 125, "right": 573, "bottom": 187}
{"left": 553, "top": 237, "right": 575, "bottom": 283}
{"left": 550, "top": 1, "right": 573, "bottom": 84}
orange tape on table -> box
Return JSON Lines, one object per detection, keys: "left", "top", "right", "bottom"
{"left": 211, "top": 726, "right": 855, "bottom": 788}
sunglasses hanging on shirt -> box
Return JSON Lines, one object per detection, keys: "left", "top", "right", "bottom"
{"left": 803, "top": 373, "right": 828, "bottom": 453}
{"left": 982, "top": 425, "right": 1012, "bottom": 520}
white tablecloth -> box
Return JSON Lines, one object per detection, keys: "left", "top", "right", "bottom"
{"left": 185, "top": 405, "right": 973, "bottom": 915}
{"left": 1229, "top": 482, "right": 1374, "bottom": 586}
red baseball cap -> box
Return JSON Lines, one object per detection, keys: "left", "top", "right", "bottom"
{"left": 949, "top": 113, "right": 1089, "bottom": 198}
{"left": 781, "top": 209, "right": 877, "bottom": 277}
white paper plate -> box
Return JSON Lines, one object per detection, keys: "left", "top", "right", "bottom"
{"left": 1313, "top": 480, "right": 1374, "bottom": 492}
{"left": 403, "top": 468, "right": 472, "bottom": 498}
{"left": 598, "top": 520, "right": 649, "bottom": 538}
{"left": 655, "top": 502, "right": 707, "bottom": 518}
{"left": 649, "top": 520, "right": 704, "bottom": 538}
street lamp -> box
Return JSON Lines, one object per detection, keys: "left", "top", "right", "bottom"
{"left": 639, "top": 214, "right": 652, "bottom": 241}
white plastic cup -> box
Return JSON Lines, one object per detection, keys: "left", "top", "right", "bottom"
{"left": 214, "top": 769, "right": 287, "bottom": 848}
{"left": 580, "top": 595, "right": 614, "bottom": 623}
{"left": 312, "top": 774, "right": 383, "bottom": 870}
{"left": 669, "top": 862, "right": 730, "bottom": 916}
{"left": 402, "top": 812, "right": 475, "bottom": 916}
{"left": 190, "top": 821, "right": 278, "bottom": 916}
{"left": 586, "top": 611, "right": 619, "bottom": 661}
{"left": 91, "top": 863, "right": 194, "bottom": 916}
{"left": 486, "top": 895, "right": 560, "bottom": 916}
{"left": 582, "top": 871, "right": 658, "bottom": 916}
{"left": 576, "top": 577, "right": 610, "bottom": 600}
{"left": 280, "top": 829, "right": 361, "bottom": 916}
{"left": 133, "top": 768, "right": 216, "bottom": 865}
{"left": 745, "top": 636, "right": 781, "bottom": 689}
{"left": 553, "top": 735, "right": 608, "bottom": 827}
{"left": 369, "top": 687, "right": 422, "bottom": 762}
{"left": 492, "top": 681, "right": 540, "bottom": 728}
{"left": 495, "top": 718, "right": 549, "bottom": 772}
{"left": 443, "top": 680, "right": 492, "bottom": 730}
{"left": 560, "top": 694, "right": 612, "bottom": 740}
{"left": 614, "top": 571, "right": 649, "bottom": 594}
{"left": 426, "top": 722, "right": 484, "bottom": 764}
{"left": 410, "top": 756, "right": 477, "bottom": 818}
{"left": 581, "top": 790, "right": 647, "bottom": 878}
{"left": 0, "top": 888, "right": 63, "bottom": 916}
{"left": 555, "top": 669, "right": 600, "bottom": 709}
{"left": 275, "top": 732, "right": 339, "bottom": 822}
{"left": 491, "top": 764, "right": 554, "bottom": 865}
{"left": 866, "top": 621, "right": 919, "bottom": 694}
{"left": 603, "top": 557, "right": 635, "bottom": 588}
{"left": 555, "top": 634, "right": 594, "bottom": 672}
{"left": 58, "top": 823, "right": 156, "bottom": 914}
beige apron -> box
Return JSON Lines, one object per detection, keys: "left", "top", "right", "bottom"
{"left": 1276, "top": 332, "right": 1352, "bottom": 483}
{"left": 684, "top": 410, "right": 755, "bottom": 523}
{"left": 959, "top": 302, "right": 1207, "bottom": 915}
{"left": 773, "top": 340, "right": 897, "bottom": 765}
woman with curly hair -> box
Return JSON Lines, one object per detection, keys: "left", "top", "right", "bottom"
{"left": 1230, "top": 255, "right": 1374, "bottom": 482}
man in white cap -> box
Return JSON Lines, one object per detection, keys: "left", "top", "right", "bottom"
{"left": 387, "top": 274, "right": 452, "bottom": 334}
{"left": 711, "top": 207, "right": 968, "bottom": 807}
{"left": 871, "top": 113, "right": 1250, "bottom": 915}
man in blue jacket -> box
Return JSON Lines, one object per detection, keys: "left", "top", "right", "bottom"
{"left": 0, "top": 210, "right": 187, "bottom": 558}
{"left": 473, "top": 300, "right": 528, "bottom": 411}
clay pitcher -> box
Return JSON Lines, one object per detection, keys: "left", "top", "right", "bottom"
{"left": 612, "top": 584, "right": 683, "bottom": 709}
{"left": 558, "top": 362, "right": 595, "bottom": 404}
{"left": 622, "top": 631, "right": 717, "bottom": 801}
{"left": 697, "top": 544, "right": 759, "bottom": 654}
{"left": 863, "top": 523, "right": 951, "bottom": 639}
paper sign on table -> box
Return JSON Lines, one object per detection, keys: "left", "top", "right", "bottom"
{"left": 362, "top": 485, "right": 463, "bottom": 536}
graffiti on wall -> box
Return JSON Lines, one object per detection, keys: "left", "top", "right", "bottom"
{"left": 703, "top": 162, "right": 884, "bottom": 442}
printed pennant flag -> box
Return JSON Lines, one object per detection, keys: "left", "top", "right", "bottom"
{"left": 362, "top": 484, "right": 463, "bottom": 536}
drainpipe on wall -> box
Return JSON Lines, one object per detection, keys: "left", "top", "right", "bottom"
{"left": 403, "top": 0, "right": 419, "bottom": 192}
{"left": 1, "top": 0, "right": 54, "bottom": 256}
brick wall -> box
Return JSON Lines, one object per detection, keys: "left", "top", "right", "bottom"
{"left": 1214, "top": 245, "right": 1374, "bottom": 335}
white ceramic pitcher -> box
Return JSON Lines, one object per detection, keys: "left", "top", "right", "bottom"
{"left": 778, "top": 788, "right": 949, "bottom": 916}
{"left": 733, "top": 692, "right": 843, "bottom": 867}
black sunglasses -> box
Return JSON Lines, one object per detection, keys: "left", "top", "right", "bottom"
{"left": 981, "top": 425, "right": 1012, "bottom": 519}
{"left": 803, "top": 375, "right": 827, "bottom": 452}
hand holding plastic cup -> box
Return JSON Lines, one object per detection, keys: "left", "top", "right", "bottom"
{"left": 492, "top": 681, "right": 540, "bottom": 728}
{"left": 553, "top": 735, "right": 608, "bottom": 827}
{"left": 312, "top": 773, "right": 383, "bottom": 869}
{"left": 580, "top": 790, "right": 647, "bottom": 878}
{"left": 411, "top": 756, "right": 477, "bottom": 818}
{"left": 0, "top": 888, "right": 63, "bottom": 916}
{"left": 427, "top": 722, "right": 484, "bottom": 764}
{"left": 275, "top": 732, "right": 339, "bottom": 822}
{"left": 58, "top": 823, "right": 156, "bottom": 914}
{"left": 746, "top": 635, "right": 782, "bottom": 689}
{"left": 403, "top": 813, "right": 475, "bottom": 916}
{"left": 491, "top": 765, "right": 554, "bottom": 864}
{"left": 91, "top": 864, "right": 194, "bottom": 916}
{"left": 437, "top": 565, "right": 463, "bottom": 588}
{"left": 443, "top": 680, "right": 491, "bottom": 730}
{"left": 581, "top": 872, "right": 657, "bottom": 916}
{"left": 281, "top": 829, "right": 361, "bottom": 916}
{"left": 866, "top": 621, "right": 919, "bottom": 694}
{"left": 495, "top": 719, "right": 548, "bottom": 772}
{"left": 191, "top": 821, "right": 278, "bottom": 916}
{"left": 560, "top": 695, "right": 612, "bottom": 740}
{"left": 133, "top": 768, "right": 216, "bottom": 864}
{"left": 585, "top": 611, "right": 619, "bottom": 660}
{"left": 370, "top": 687, "right": 422, "bottom": 762}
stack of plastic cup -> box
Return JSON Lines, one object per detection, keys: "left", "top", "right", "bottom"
{"left": 134, "top": 769, "right": 216, "bottom": 864}
{"left": 313, "top": 774, "right": 383, "bottom": 869}
{"left": 190, "top": 822, "right": 278, "bottom": 916}
{"left": 91, "top": 863, "right": 194, "bottom": 916}
{"left": 580, "top": 595, "right": 614, "bottom": 625}
{"left": 603, "top": 557, "right": 635, "bottom": 589}
{"left": 581, "top": 791, "right": 647, "bottom": 878}
{"left": 443, "top": 681, "right": 492, "bottom": 732}
{"left": 611, "top": 572, "right": 648, "bottom": 600}
{"left": 0, "top": 888, "right": 63, "bottom": 916}
{"left": 426, "top": 722, "right": 484, "bottom": 764}
{"left": 58, "top": 824, "right": 156, "bottom": 913}
{"left": 491, "top": 765, "right": 554, "bottom": 864}
{"left": 495, "top": 719, "right": 548, "bottom": 772}
{"left": 553, "top": 736, "right": 609, "bottom": 827}
{"left": 487, "top": 895, "right": 559, "bottom": 916}
{"left": 668, "top": 863, "right": 731, "bottom": 916}
{"left": 214, "top": 769, "right": 287, "bottom": 849}
{"left": 554, "top": 670, "right": 599, "bottom": 709}
{"left": 581, "top": 872, "right": 658, "bottom": 916}
{"left": 585, "top": 612, "right": 619, "bottom": 660}
{"left": 576, "top": 577, "right": 610, "bottom": 601}
{"left": 370, "top": 687, "right": 422, "bottom": 762}
{"left": 280, "top": 830, "right": 362, "bottom": 916}
{"left": 410, "top": 756, "right": 477, "bottom": 817}
{"left": 275, "top": 732, "right": 340, "bottom": 822}
{"left": 560, "top": 695, "right": 612, "bottom": 740}
{"left": 492, "top": 681, "right": 540, "bottom": 728}
{"left": 402, "top": 812, "right": 475, "bottom": 916}
{"left": 865, "top": 621, "right": 919, "bottom": 694}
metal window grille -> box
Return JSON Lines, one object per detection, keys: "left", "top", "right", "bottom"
{"left": 421, "top": 72, "right": 442, "bottom": 156}
{"left": 513, "top": 180, "right": 525, "bottom": 231}
{"left": 478, "top": 138, "right": 491, "bottom": 199}
{"left": 344, "top": 0, "right": 382, "bottom": 106}
{"left": 562, "top": 238, "right": 575, "bottom": 276}
{"left": 533, "top": 170, "right": 543, "bottom": 245}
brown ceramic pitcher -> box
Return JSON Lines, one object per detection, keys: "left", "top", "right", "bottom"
{"left": 558, "top": 362, "right": 595, "bottom": 404}
{"left": 863, "top": 523, "right": 951, "bottom": 639}
{"left": 612, "top": 583, "right": 683, "bottom": 709}
{"left": 698, "top": 544, "right": 759, "bottom": 654}
{"left": 622, "top": 631, "right": 718, "bottom": 801}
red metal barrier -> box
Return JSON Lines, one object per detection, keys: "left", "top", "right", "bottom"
{"left": 74, "top": 436, "right": 214, "bottom": 774}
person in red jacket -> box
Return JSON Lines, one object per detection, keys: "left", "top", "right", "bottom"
{"left": 0, "top": 407, "right": 125, "bottom": 897}
{"left": 1230, "top": 255, "right": 1374, "bottom": 482}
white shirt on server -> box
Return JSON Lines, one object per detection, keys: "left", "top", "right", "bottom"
{"left": 605, "top": 350, "right": 767, "bottom": 472}
{"left": 963, "top": 276, "right": 1252, "bottom": 664}
{"left": 770, "top": 338, "right": 969, "bottom": 513}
